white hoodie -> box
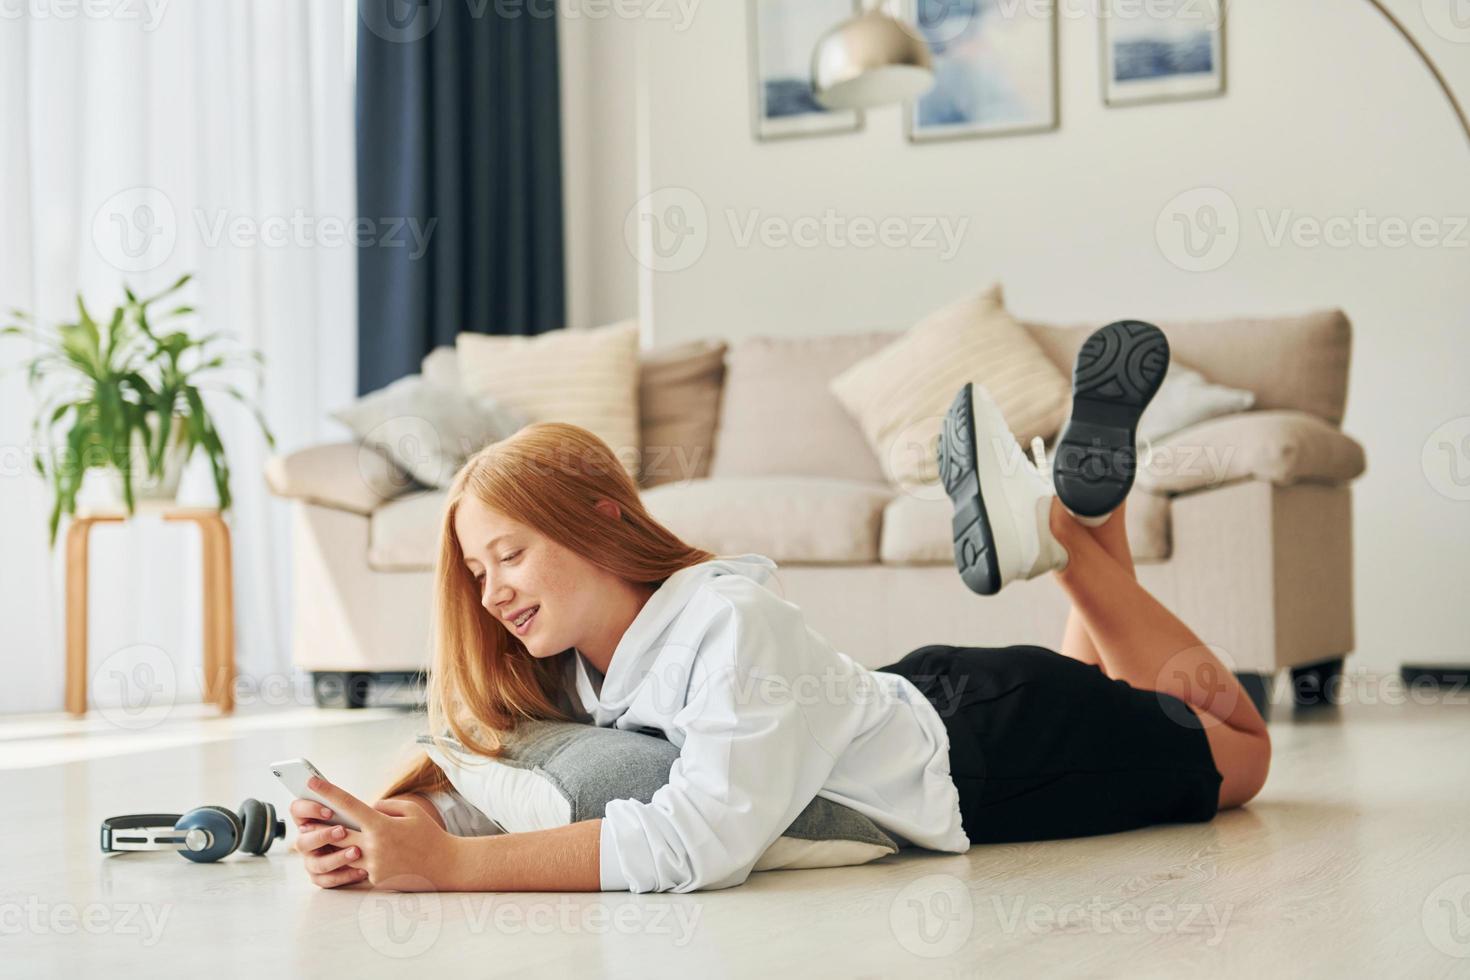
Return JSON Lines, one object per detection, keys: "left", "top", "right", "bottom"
{"left": 571, "top": 553, "right": 970, "bottom": 893}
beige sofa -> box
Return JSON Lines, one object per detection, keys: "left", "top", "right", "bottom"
{"left": 265, "top": 311, "right": 1366, "bottom": 717}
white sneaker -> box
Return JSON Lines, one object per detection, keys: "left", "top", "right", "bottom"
{"left": 1051, "top": 319, "right": 1170, "bottom": 519}
{"left": 1030, "top": 434, "right": 1154, "bottom": 528}
{"left": 938, "top": 383, "right": 1070, "bottom": 596}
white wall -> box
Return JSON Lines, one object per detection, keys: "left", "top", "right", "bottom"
{"left": 560, "top": 9, "right": 643, "bottom": 331}
{"left": 563, "top": 0, "right": 1470, "bottom": 674}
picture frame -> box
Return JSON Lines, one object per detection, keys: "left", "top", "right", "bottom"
{"left": 905, "top": 0, "right": 1059, "bottom": 144}
{"left": 1101, "top": 0, "right": 1226, "bottom": 107}
{"left": 749, "top": 0, "right": 864, "bottom": 142}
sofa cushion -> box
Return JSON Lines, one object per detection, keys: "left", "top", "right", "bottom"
{"left": 419, "top": 339, "right": 727, "bottom": 489}
{"left": 265, "top": 442, "right": 417, "bottom": 516}
{"left": 1136, "top": 410, "right": 1367, "bottom": 495}
{"left": 638, "top": 338, "right": 727, "bottom": 489}
{"left": 421, "top": 345, "right": 462, "bottom": 390}
{"left": 710, "top": 331, "right": 899, "bottom": 483}
{"left": 830, "top": 284, "right": 1072, "bottom": 491}
{"left": 1023, "top": 308, "right": 1352, "bottom": 426}
{"left": 456, "top": 319, "right": 642, "bottom": 479}
{"left": 368, "top": 489, "right": 449, "bottom": 571}
{"left": 880, "top": 484, "right": 1173, "bottom": 565}
{"left": 642, "top": 476, "right": 895, "bottom": 564}
{"left": 330, "top": 374, "right": 528, "bottom": 489}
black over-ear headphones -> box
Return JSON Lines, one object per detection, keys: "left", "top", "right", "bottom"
{"left": 100, "top": 799, "right": 286, "bottom": 863}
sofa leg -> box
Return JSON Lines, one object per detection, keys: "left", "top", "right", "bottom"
{"left": 1290, "top": 658, "right": 1345, "bottom": 708}
{"left": 1233, "top": 671, "right": 1272, "bottom": 722}
{"left": 312, "top": 671, "right": 372, "bottom": 709}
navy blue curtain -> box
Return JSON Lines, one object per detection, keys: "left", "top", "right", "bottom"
{"left": 356, "top": 0, "right": 566, "bottom": 395}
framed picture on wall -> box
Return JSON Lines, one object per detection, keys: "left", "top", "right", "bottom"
{"left": 906, "top": 0, "right": 1058, "bottom": 143}
{"left": 749, "top": 0, "right": 864, "bottom": 141}
{"left": 1101, "top": 0, "right": 1225, "bottom": 107}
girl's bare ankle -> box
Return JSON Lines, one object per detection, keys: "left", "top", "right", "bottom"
{"left": 1048, "top": 498, "right": 1084, "bottom": 550}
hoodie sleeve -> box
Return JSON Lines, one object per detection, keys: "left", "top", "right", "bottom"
{"left": 598, "top": 585, "right": 847, "bottom": 893}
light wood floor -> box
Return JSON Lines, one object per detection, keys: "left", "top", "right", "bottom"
{"left": 5, "top": 685, "right": 1470, "bottom": 978}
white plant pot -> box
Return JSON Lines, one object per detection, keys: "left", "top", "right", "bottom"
{"left": 95, "top": 414, "right": 193, "bottom": 509}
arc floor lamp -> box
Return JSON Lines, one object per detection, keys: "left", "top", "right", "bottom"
{"left": 811, "top": 0, "right": 1470, "bottom": 698}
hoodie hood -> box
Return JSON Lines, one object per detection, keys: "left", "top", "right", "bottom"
{"left": 571, "top": 553, "right": 777, "bottom": 720}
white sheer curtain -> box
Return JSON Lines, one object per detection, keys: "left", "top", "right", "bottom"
{"left": 0, "top": 1, "right": 357, "bottom": 715}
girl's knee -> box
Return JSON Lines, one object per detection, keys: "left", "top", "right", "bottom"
{"left": 1213, "top": 726, "right": 1271, "bottom": 810}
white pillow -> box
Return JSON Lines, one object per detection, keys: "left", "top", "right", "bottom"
{"left": 1138, "top": 361, "right": 1256, "bottom": 445}
{"left": 424, "top": 743, "right": 573, "bottom": 832}
{"left": 417, "top": 725, "right": 901, "bottom": 873}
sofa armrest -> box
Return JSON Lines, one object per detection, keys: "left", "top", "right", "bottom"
{"left": 1136, "top": 410, "right": 1366, "bottom": 496}
{"left": 1163, "top": 480, "right": 1356, "bottom": 672}
{"left": 264, "top": 442, "right": 417, "bottom": 516}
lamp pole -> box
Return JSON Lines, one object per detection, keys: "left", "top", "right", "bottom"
{"left": 1358, "top": 1, "right": 1470, "bottom": 697}
{"left": 1360, "top": 0, "right": 1470, "bottom": 150}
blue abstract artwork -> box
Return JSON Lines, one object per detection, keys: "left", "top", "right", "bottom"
{"left": 752, "top": 0, "right": 862, "bottom": 139}
{"left": 908, "top": 0, "right": 1057, "bottom": 141}
{"left": 1103, "top": 0, "right": 1224, "bottom": 105}
{"left": 1112, "top": 32, "right": 1214, "bottom": 81}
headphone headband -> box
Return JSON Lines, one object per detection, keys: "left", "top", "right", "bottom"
{"left": 100, "top": 813, "right": 189, "bottom": 852}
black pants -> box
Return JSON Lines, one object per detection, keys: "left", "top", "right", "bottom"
{"left": 877, "top": 644, "right": 1223, "bottom": 844}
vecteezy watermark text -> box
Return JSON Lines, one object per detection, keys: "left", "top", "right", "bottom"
{"left": 624, "top": 188, "right": 973, "bottom": 273}
{"left": 726, "top": 209, "right": 970, "bottom": 261}
{"left": 194, "top": 209, "right": 436, "bottom": 259}
{"left": 0, "top": 899, "right": 172, "bottom": 947}
{"left": 357, "top": 890, "right": 702, "bottom": 958}
{"left": 988, "top": 894, "right": 1233, "bottom": 945}
{"left": 1156, "top": 186, "right": 1469, "bottom": 272}
{"left": 359, "top": 0, "right": 701, "bottom": 45}
{"left": 0, "top": 0, "right": 169, "bottom": 30}
{"left": 1257, "top": 209, "right": 1470, "bottom": 251}
{"left": 90, "top": 186, "right": 440, "bottom": 273}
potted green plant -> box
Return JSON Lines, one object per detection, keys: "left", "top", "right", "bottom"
{"left": 2, "top": 275, "right": 275, "bottom": 543}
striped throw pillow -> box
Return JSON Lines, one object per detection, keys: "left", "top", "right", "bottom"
{"left": 829, "top": 284, "right": 1071, "bottom": 489}
{"left": 456, "top": 319, "right": 642, "bottom": 479}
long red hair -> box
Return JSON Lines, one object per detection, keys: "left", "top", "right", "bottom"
{"left": 381, "top": 421, "right": 716, "bottom": 800}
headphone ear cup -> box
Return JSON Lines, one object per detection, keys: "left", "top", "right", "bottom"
{"left": 238, "top": 798, "right": 274, "bottom": 856}
{"left": 175, "top": 805, "right": 242, "bottom": 863}
{"left": 261, "top": 801, "right": 285, "bottom": 853}
{"left": 203, "top": 804, "right": 244, "bottom": 857}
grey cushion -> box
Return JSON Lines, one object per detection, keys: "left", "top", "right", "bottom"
{"left": 418, "top": 720, "right": 900, "bottom": 869}
{"left": 330, "top": 374, "right": 526, "bottom": 488}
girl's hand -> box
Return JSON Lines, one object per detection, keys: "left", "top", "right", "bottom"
{"left": 302, "top": 776, "right": 461, "bottom": 892}
{"left": 289, "top": 797, "right": 370, "bottom": 890}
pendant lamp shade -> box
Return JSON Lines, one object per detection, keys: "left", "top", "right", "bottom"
{"left": 811, "top": 8, "right": 935, "bottom": 111}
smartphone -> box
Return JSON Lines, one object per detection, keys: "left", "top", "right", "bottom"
{"left": 269, "top": 757, "right": 361, "bottom": 831}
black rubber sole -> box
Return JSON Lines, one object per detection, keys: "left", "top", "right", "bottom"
{"left": 938, "top": 383, "right": 1001, "bottom": 596}
{"left": 1052, "top": 320, "right": 1170, "bottom": 518}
